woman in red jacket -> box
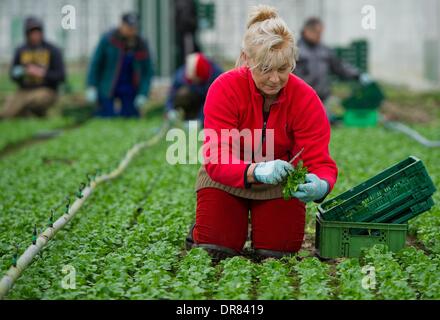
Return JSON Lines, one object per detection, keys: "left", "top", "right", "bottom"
{"left": 186, "top": 5, "right": 338, "bottom": 261}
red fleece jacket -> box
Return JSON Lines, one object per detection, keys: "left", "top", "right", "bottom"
{"left": 203, "top": 67, "right": 338, "bottom": 192}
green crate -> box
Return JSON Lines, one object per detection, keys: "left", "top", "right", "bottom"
{"left": 369, "top": 193, "right": 435, "bottom": 224}
{"left": 315, "top": 213, "right": 408, "bottom": 259}
{"left": 334, "top": 39, "right": 369, "bottom": 73}
{"left": 342, "top": 82, "right": 385, "bottom": 110}
{"left": 319, "top": 157, "right": 437, "bottom": 224}
{"left": 390, "top": 197, "right": 435, "bottom": 224}
{"left": 197, "top": 1, "right": 216, "bottom": 29}
{"left": 344, "top": 109, "right": 378, "bottom": 127}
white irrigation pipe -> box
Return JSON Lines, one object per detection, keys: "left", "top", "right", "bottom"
{"left": 0, "top": 121, "right": 171, "bottom": 299}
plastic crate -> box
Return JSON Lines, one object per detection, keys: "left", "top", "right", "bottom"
{"left": 315, "top": 213, "right": 408, "bottom": 259}
{"left": 342, "top": 82, "right": 385, "bottom": 110}
{"left": 344, "top": 109, "right": 378, "bottom": 127}
{"left": 319, "top": 157, "right": 437, "bottom": 224}
{"left": 390, "top": 197, "right": 435, "bottom": 224}
{"left": 368, "top": 194, "right": 435, "bottom": 224}
{"left": 334, "top": 39, "right": 369, "bottom": 73}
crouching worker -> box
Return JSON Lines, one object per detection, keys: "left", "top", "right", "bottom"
{"left": 86, "top": 13, "right": 153, "bottom": 118}
{"left": 165, "top": 53, "right": 223, "bottom": 123}
{"left": 185, "top": 6, "right": 338, "bottom": 261}
{"left": 0, "top": 17, "right": 65, "bottom": 119}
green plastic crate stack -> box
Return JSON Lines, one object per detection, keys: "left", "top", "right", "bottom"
{"left": 196, "top": 1, "right": 216, "bottom": 29}
{"left": 334, "top": 39, "right": 368, "bottom": 73}
{"left": 334, "top": 40, "right": 385, "bottom": 127}
{"left": 352, "top": 40, "right": 368, "bottom": 73}
{"left": 315, "top": 156, "right": 436, "bottom": 258}
{"left": 319, "top": 157, "right": 436, "bottom": 224}
{"left": 319, "top": 156, "right": 436, "bottom": 224}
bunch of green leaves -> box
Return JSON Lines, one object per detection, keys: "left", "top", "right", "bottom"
{"left": 282, "top": 161, "right": 308, "bottom": 201}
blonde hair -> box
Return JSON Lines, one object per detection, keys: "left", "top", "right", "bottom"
{"left": 236, "top": 5, "right": 298, "bottom": 73}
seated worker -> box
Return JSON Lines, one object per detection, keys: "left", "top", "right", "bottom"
{"left": 86, "top": 13, "right": 153, "bottom": 118}
{"left": 0, "top": 17, "right": 65, "bottom": 119}
{"left": 165, "top": 53, "right": 223, "bottom": 123}
{"left": 294, "top": 17, "right": 371, "bottom": 123}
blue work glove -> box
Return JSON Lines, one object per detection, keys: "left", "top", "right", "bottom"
{"left": 166, "top": 109, "right": 179, "bottom": 122}
{"left": 85, "top": 87, "right": 97, "bottom": 103}
{"left": 254, "top": 160, "right": 294, "bottom": 185}
{"left": 11, "top": 66, "right": 25, "bottom": 78}
{"left": 359, "top": 73, "right": 373, "bottom": 85}
{"left": 292, "top": 174, "right": 330, "bottom": 203}
{"left": 134, "top": 95, "right": 148, "bottom": 109}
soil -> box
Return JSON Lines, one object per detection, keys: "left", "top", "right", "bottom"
{"left": 406, "top": 234, "right": 431, "bottom": 255}
{"left": 42, "top": 156, "right": 76, "bottom": 166}
{"left": 0, "top": 122, "right": 85, "bottom": 159}
{"left": 381, "top": 101, "right": 436, "bottom": 124}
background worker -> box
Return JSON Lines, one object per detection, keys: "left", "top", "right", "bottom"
{"left": 294, "top": 17, "right": 371, "bottom": 123}
{"left": 86, "top": 13, "right": 154, "bottom": 118}
{"left": 186, "top": 6, "right": 338, "bottom": 261}
{"left": 165, "top": 52, "right": 223, "bottom": 123}
{"left": 0, "top": 17, "right": 65, "bottom": 119}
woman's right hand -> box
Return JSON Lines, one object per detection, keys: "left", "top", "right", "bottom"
{"left": 253, "top": 160, "right": 294, "bottom": 185}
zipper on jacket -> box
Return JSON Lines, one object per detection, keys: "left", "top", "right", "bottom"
{"left": 262, "top": 99, "right": 272, "bottom": 143}
{"left": 253, "top": 97, "right": 272, "bottom": 163}
{"left": 262, "top": 120, "right": 267, "bottom": 143}
{"left": 110, "top": 45, "right": 124, "bottom": 96}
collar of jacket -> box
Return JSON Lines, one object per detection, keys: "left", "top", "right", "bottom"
{"left": 299, "top": 37, "right": 320, "bottom": 49}
{"left": 243, "top": 67, "right": 289, "bottom": 107}
{"left": 25, "top": 40, "right": 48, "bottom": 49}
{"left": 110, "top": 29, "right": 141, "bottom": 51}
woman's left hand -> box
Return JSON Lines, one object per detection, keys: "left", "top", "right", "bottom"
{"left": 291, "top": 174, "right": 329, "bottom": 203}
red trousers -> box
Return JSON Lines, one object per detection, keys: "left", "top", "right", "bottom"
{"left": 193, "top": 188, "right": 306, "bottom": 253}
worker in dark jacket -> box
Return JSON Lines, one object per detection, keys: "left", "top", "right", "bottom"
{"left": 294, "top": 17, "right": 371, "bottom": 120}
{"left": 86, "top": 13, "right": 154, "bottom": 118}
{"left": 0, "top": 17, "right": 65, "bottom": 119}
{"left": 166, "top": 52, "right": 223, "bottom": 123}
